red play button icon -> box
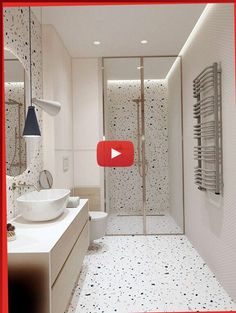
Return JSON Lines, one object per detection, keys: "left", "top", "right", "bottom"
{"left": 97, "top": 141, "right": 134, "bottom": 167}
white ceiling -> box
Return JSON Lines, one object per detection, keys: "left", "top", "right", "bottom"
{"left": 41, "top": 4, "right": 206, "bottom": 58}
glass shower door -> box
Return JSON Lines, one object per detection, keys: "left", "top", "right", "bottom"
{"left": 103, "top": 57, "right": 144, "bottom": 235}
{"left": 103, "top": 56, "right": 184, "bottom": 235}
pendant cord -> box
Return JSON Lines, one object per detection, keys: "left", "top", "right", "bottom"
{"left": 29, "top": 7, "right": 32, "bottom": 106}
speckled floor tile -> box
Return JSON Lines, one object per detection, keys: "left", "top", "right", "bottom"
{"left": 106, "top": 213, "right": 182, "bottom": 235}
{"left": 66, "top": 236, "right": 236, "bottom": 313}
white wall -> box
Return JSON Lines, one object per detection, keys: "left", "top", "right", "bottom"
{"left": 178, "top": 4, "right": 236, "bottom": 300}
{"left": 167, "top": 57, "right": 184, "bottom": 230}
{"left": 72, "top": 58, "right": 104, "bottom": 209}
{"left": 42, "top": 25, "right": 74, "bottom": 190}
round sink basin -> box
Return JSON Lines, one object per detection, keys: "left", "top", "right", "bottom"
{"left": 17, "top": 189, "right": 71, "bottom": 222}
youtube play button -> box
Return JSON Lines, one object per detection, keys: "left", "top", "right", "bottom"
{"left": 111, "top": 148, "right": 121, "bottom": 159}
{"left": 97, "top": 141, "right": 134, "bottom": 167}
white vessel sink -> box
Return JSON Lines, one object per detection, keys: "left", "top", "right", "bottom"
{"left": 17, "top": 189, "right": 70, "bottom": 222}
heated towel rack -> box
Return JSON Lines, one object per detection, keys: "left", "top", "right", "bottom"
{"left": 193, "top": 62, "right": 223, "bottom": 195}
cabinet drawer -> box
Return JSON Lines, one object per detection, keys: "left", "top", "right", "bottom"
{"left": 50, "top": 201, "right": 89, "bottom": 285}
{"left": 51, "top": 222, "right": 89, "bottom": 313}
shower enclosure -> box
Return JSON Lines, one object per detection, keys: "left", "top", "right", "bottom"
{"left": 103, "top": 56, "right": 184, "bottom": 235}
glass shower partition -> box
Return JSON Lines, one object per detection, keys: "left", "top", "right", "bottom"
{"left": 104, "top": 58, "right": 144, "bottom": 235}
{"left": 103, "top": 56, "right": 184, "bottom": 235}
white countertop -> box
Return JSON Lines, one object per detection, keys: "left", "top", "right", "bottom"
{"left": 8, "top": 199, "right": 88, "bottom": 254}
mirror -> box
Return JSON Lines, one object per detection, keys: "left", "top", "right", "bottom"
{"left": 4, "top": 49, "right": 30, "bottom": 177}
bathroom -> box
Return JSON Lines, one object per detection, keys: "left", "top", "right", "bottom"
{"left": 2, "top": 3, "right": 236, "bottom": 313}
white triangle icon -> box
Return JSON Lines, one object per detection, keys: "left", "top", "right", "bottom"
{"left": 111, "top": 148, "right": 121, "bottom": 159}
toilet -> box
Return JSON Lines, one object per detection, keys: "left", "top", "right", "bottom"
{"left": 89, "top": 211, "right": 108, "bottom": 242}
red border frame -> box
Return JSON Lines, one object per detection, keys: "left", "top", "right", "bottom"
{"left": 0, "top": 1, "right": 235, "bottom": 313}
{"left": 2, "top": 0, "right": 236, "bottom": 6}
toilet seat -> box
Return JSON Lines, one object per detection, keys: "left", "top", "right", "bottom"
{"left": 89, "top": 211, "right": 108, "bottom": 242}
{"left": 90, "top": 211, "right": 108, "bottom": 220}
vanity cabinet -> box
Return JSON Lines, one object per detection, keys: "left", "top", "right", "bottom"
{"left": 8, "top": 199, "right": 89, "bottom": 313}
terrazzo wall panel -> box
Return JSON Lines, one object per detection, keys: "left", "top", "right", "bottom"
{"left": 145, "top": 79, "right": 169, "bottom": 214}
{"left": 105, "top": 79, "right": 169, "bottom": 215}
{"left": 4, "top": 7, "right": 43, "bottom": 220}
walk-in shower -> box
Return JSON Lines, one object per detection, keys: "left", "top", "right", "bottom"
{"left": 103, "top": 56, "right": 184, "bottom": 235}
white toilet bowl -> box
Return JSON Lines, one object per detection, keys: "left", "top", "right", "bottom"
{"left": 89, "top": 211, "right": 108, "bottom": 242}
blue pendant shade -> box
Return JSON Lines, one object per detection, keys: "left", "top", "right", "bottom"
{"left": 23, "top": 106, "right": 41, "bottom": 137}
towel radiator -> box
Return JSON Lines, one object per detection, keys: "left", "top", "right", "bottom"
{"left": 193, "top": 62, "right": 223, "bottom": 195}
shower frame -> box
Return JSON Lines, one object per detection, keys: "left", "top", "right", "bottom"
{"left": 102, "top": 55, "right": 185, "bottom": 236}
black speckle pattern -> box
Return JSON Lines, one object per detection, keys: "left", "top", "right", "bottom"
{"left": 67, "top": 236, "right": 236, "bottom": 313}
{"left": 105, "top": 80, "right": 169, "bottom": 219}
{"left": 4, "top": 8, "right": 43, "bottom": 220}
{"left": 104, "top": 79, "right": 180, "bottom": 234}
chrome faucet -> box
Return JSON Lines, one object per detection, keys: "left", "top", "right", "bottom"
{"left": 12, "top": 182, "right": 41, "bottom": 192}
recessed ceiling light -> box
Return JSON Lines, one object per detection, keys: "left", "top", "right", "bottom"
{"left": 140, "top": 40, "right": 148, "bottom": 44}
{"left": 137, "top": 66, "right": 144, "bottom": 70}
{"left": 93, "top": 41, "right": 101, "bottom": 45}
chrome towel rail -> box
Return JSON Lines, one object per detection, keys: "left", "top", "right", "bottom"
{"left": 193, "top": 62, "right": 223, "bottom": 195}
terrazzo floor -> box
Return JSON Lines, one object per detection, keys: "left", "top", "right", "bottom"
{"left": 106, "top": 213, "right": 182, "bottom": 235}
{"left": 67, "top": 236, "right": 236, "bottom": 313}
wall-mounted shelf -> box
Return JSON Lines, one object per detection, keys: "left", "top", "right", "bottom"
{"left": 193, "top": 62, "right": 223, "bottom": 195}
